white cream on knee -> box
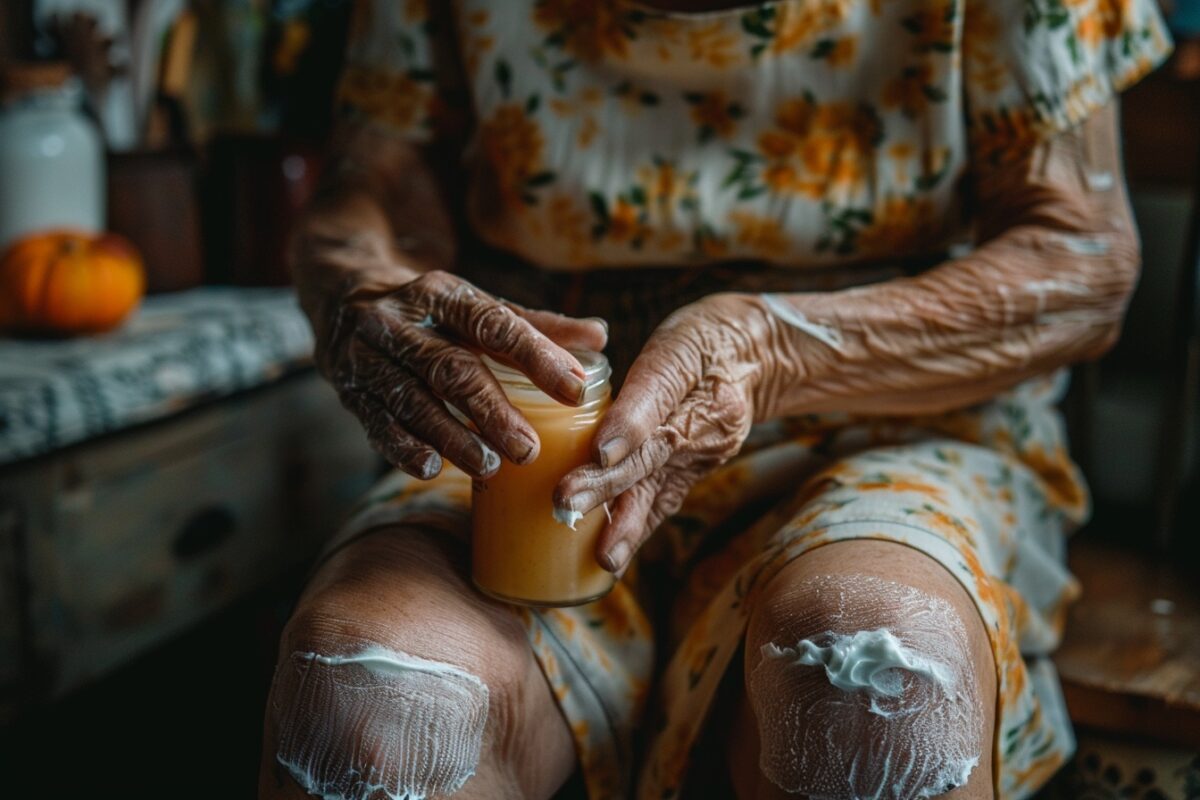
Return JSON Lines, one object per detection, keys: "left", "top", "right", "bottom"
{"left": 272, "top": 646, "right": 489, "bottom": 800}
{"left": 749, "top": 575, "right": 985, "bottom": 799}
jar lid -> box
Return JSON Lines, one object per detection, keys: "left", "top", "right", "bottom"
{"left": 482, "top": 350, "right": 611, "bottom": 406}
{"left": 1, "top": 61, "right": 73, "bottom": 101}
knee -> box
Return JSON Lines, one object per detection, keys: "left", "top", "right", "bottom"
{"left": 262, "top": 537, "right": 545, "bottom": 799}
{"left": 744, "top": 554, "right": 993, "bottom": 799}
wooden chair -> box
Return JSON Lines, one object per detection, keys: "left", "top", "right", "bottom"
{"left": 1047, "top": 55, "right": 1200, "bottom": 799}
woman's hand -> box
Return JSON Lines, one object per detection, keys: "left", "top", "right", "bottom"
{"left": 554, "top": 293, "right": 772, "bottom": 575}
{"left": 319, "top": 268, "right": 608, "bottom": 480}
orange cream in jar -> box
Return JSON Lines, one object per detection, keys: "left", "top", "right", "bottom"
{"left": 471, "top": 351, "right": 614, "bottom": 607}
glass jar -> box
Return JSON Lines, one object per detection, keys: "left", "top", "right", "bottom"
{"left": 0, "top": 63, "right": 106, "bottom": 250}
{"left": 471, "top": 351, "right": 616, "bottom": 607}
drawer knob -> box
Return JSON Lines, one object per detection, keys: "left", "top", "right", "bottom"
{"left": 172, "top": 505, "right": 237, "bottom": 560}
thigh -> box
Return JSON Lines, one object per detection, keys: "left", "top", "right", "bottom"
{"left": 730, "top": 538, "right": 998, "bottom": 799}
{"left": 258, "top": 519, "right": 577, "bottom": 800}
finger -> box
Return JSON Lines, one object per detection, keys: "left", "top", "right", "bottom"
{"left": 354, "top": 311, "right": 541, "bottom": 464}
{"left": 506, "top": 302, "right": 608, "bottom": 352}
{"left": 644, "top": 473, "right": 693, "bottom": 543}
{"left": 596, "top": 479, "right": 660, "bottom": 575}
{"left": 358, "top": 347, "right": 504, "bottom": 479}
{"left": 593, "top": 331, "right": 697, "bottom": 467}
{"left": 425, "top": 274, "right": 588, "bottom": 405}
{"left": 386, "top": 330, "right": 542, "bottom": 464}
{"left": 338, "top": 389, "right": 442, "bottom": 479}
{"left": 554, "top": 432, "right": 673, "bottom": 518}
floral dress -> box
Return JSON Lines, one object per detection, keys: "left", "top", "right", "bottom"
{"left": 324, "top": 1, "right": 1172, "bottom": 798}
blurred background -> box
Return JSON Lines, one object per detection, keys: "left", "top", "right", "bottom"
{"left": 0, "top": 0, "right": 1197, "bottom": 797}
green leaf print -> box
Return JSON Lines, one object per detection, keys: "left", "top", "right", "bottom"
{"left": 589, "top": 192, "right": 609, "bottom": 226}
{"left": 916, "top": 163, "right": 949, "bottom": 191}
{"left": 525, "top": 94, "right": 541, "bottom": 114}
{"left": 494, "top": 58, "right": 512, "bottom": 98}
{"left": 1067, "top": 32, "right": 1081, "bottom": 65}
{"left": 921, "top": 85, "right": 950, "bottom": 103}
{"left": 741, "top": 11, "right": 775, "bottom": 39}
{"left": 810, "top": 38, "right": 837, "bottom": 59}
{"left": 525, "top": 170, "right": 556, "bottom": 188}
{"left": 819, "top": 205, "right": 874, "bottom": 255}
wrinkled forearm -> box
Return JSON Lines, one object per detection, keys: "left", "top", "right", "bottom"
{"left": 751, "top": 103, "right": 1138, "bottom": 419}
{"left": 290, "top": 125, "right": 458, "bottom": 358}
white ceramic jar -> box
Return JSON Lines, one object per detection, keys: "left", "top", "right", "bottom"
{"left": 0, "top": 63, "right": 106, "bottom": 250}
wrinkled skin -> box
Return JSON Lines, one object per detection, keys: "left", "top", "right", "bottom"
{"left": 555, "top": 103, "right": 1139, "bottom": 575}
{"left": 295, "top": 106, "right": 1136, "bottom": 576}
{"left": 553, "top": 292, "right": 768, "bottom": 573}
{"left": 292, "top": 126, "right": 606, "bottom": 481}
{"left": 279, "top": 89, "right": 1135, "bottom": 800}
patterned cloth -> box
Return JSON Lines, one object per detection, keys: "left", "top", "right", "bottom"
{"left": 0, "top": 288, "right": 314, "bottom": 466}
{"left": 329, "top": 1, "right": 1172, "bottom": 798}
{"left": 339, "top": 0, "right": 1169, "bottom": 269}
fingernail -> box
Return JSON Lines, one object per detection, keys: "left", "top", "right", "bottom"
{"left": 586, "top": 316, "right": 609, "bottom": 336}
{"left": 504, "top": 431, "right": 538, "bottom": 464}
{"left": 605, "top": 540, "right": 631, "bottom": 574}
{"left": 478, "top": 441, "right": 501, "bottom": 476}
{"left": 418, "top": 452, "right": 442, "bottom": 480}
{"left": 559, "top": 374, "right": 586, "bottom": 405}
{"left": 599, "top": 437, "right": 627, "bottom": 468}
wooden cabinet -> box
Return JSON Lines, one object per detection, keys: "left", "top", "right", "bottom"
{"left": 0, "top": 370, "right": 379, "bottom": 714}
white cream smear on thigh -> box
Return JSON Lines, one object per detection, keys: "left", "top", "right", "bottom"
{"left": 273, "top": 646, "right": 489, "bottom": 800}
{"left": 751, "top": 576, "right": 984, "bottom": 800}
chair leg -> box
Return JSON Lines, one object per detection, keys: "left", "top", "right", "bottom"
{"left": 1152, "top": 132, "right": 1200, "bottom": 551}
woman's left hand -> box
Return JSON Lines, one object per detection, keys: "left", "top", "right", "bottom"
{"left": 554, "top": 292, "right": 775, "bottom": 576}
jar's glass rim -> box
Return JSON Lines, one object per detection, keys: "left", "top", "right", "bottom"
{"left": 481, "top": 350, "right": 610, "bottom": 390}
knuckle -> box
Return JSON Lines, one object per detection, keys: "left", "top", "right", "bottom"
{"left": 423, "top": 347, "right": 480, "bottom": 396}
{"left": 413, "top": 269, "right": 453, "bottom": 295}
{"left": 469, "top": 302, "right": 521, "bottom": 349}
{"left": 463, "top": 386, "right": 508, "bottom": 432}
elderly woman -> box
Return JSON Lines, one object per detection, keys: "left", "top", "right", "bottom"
{"left": 259, "top": 1, "right": 1171, "bottom": 798}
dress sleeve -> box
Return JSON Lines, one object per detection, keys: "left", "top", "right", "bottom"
{"left": 962, "top": 0, "right": 1173, "bottom": 163}
{"left": 335, "top": 0, "right": 465, "bottom": 142}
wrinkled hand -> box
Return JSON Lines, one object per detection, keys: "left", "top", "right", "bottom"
{"left": 555, "top": 293, "right": 772, "bottom": 575}
{"left": 321, "top": 269, "right": 607, "bottom": 479}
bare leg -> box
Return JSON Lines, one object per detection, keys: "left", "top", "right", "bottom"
{"left": 730, "top": 540, "right": 997, "bottom": 800}
{"left": 257, "top": 526, "right": 577, "bottom": 800}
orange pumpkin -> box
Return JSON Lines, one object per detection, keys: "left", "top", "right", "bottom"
{"left": 0, "top": 230, "right": 145, "bottom": 334}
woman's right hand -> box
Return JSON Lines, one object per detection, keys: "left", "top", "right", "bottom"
{"left": 319, "top": 269, "right": 608, "bottom": 480}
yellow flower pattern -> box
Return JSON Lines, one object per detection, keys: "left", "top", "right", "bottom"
{"left": 341, "top": 370, "right": 1091, "bottom": 799}
{"left": 333, "top": 0, "right": 1172, "bottom": 796}
{"left": 339, "top": 0, "right": 1170, "bottom": 268}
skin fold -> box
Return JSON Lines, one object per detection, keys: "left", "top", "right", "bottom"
{"left": 292, "top": 125, "right": 607, "bottom": 481}
{"left": 554, "top": 102, "right": 1138, "bottom": 575}
{"left": 294, "top": 107, "right": 1134, "bottom": 572}
{"left": 283, "top": 104, "right": 1132, "bottom": 798}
